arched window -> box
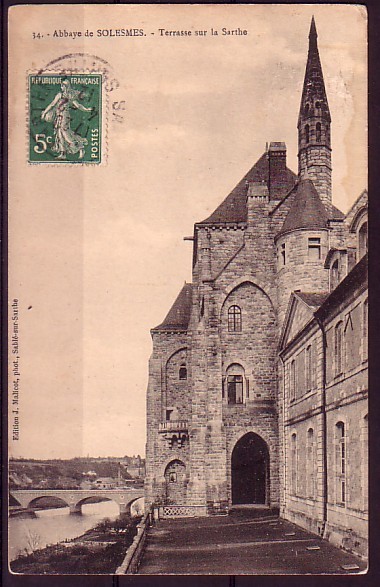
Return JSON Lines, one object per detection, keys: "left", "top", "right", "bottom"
{"left": 304, "top": 103, "right": 310, "bottom": 115}
{"left": 305, "top": 345, "right": 312, "bottom": 392}
{"left": 305, "top": 124, "right": 310, "bottom": 144}
{"left": 335, "top": 322, "right": 343, "bottom": 376}
{"left": 358, "top": 221, "right": 368, "bottom": 260}
{"left": 331, "top": 259, "right": 340, "bottom": 290}
{"left": 335, "top": 422, "right": 346, "bottom": 505}
{"left": 326, "top": 123, "right": 330, "bottom": 143}
{"left": 228, "top": 305, "right": 242, "bottom": 332}
{"left": 291, "top": 433, "right": 298, "bottom": 495}
{"left": 179, "top": 364, "right": 187, "bottom": 380}
{"left": 307, "top": 428, "right": 315, "bottom": 498}
{"left": 363, "top": 299, "right": 368, "bottom": 360}
{"left": 315, "top": 101, "right": 321, "bottom": 109}
{"left": 290, "top": 360, "right": 296, "bottom": 402}
{"left": 316, "top": 122, "right": 321, "bottom": 142}
{"left": 225, "top": 363, "right": 245, "bottom": 405}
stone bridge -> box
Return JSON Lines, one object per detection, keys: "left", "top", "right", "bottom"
{"left": 10, "top": 488, "right": 144, "bottom": 515}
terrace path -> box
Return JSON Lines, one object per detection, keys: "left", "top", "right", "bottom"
{"left": 138, "top": 508, "right": 366, "bottom": 575}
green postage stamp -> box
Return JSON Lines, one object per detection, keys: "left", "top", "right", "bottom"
{"left": 29, "top": 74, "right": 102, "bottom": 164}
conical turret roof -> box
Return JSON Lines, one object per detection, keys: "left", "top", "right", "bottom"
{"left": 278, "top": 178, "right": 329, "bottom": 236}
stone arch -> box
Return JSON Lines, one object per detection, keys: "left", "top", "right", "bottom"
{"left": 159, "top": 455, "right": 189, "bottom": 480}
{"left": 221, "top": 276, "right": 275, "bottom": 313}
{"left": 220, "top": 282, "right": 277, "bottom": 400}
{"left": 28, "top": 495, "right": 70, "bottom": 510}
{"left": 128, "top": 496, "right": 145, "bottom": 517}
{"left": 231, "top": 432, "right": 270, "bottom": 505}
{"left": 226, "top": 427, "right": 278, "bottom": 507}
{"left": 349, "top": 205, "right": 368, "bottom": 234}
{"left": 76, "top": 495, "right": 119, "bottom": 509}
{"left": 164, "top": 459, "right": 187, "bottom": 505}
{"left": 165, "top": 346, "right": 188, "bottom": 367}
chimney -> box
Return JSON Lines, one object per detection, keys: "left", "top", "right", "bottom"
{"left": 268, "top": 142, "right": 287, "bottom": 199}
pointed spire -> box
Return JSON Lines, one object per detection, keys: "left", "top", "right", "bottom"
{"left": 297, "top": 18, "right": 332, "bottom": 210}
{"left": 309, "top": 15, "right": 317, "bottom": 43}
{"left": 298, "top": 17, "right": 330, "bottom": 126}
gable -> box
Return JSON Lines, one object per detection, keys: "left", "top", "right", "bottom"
{"left": 280, "top": 296, "right": 315, "bottom": 349}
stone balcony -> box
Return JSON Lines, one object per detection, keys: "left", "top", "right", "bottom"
{"left": 158, "top": 420, "right": 189, "bottom": 433}
{"left": 158, "top": 421, "right": 189, "bottom": 449}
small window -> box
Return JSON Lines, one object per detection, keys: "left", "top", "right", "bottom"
{"left": 290, "top": 360, "right": 296, "bottom": 402}
{"left": 315, "top": 101, "right": 321, "bottom": 109}
{"left": 326, "top": 124, "right": 330, "bottom": 142}
{"left": 335, "top": 422, "right": 346, "bottom": 504}
{"left": 358, "top": 222, "right": 368, "bottom": 260}
{"left": 305, "top": 124, "right": 310, "bottom": 144}
{"left": 316, "top": 122, "right": 321, "bottom": 142}
{"left": 179, "top": 364, "right": 187, "bottom": 380}
{"left": 305, "top": 103, "right": 310, "bottom": 115}
{"left": 169, "top": 472, "right": 177, "bottom": 483}
{"left": 291, "top": 433, "right": 298, "bottom": 495}
{"left": 335, "top": 322, "right": 343, "bottom": 376}
{"left": 308, "top": 237, "right": 321, "bottom": 261}
{"left": 227, "top": 375, "right": 244, "bottom": 405}
{"left": 228, "top": 305, "right": 242, "bottom": 332}
{"left": 281, "top": 243, "right": 286, "bottom": 266}
{"left": 307, "top": 429, "right": 315, "bottom": 498}
{"left": 305, "top": 345, "right": 312, "bottom": 391}
{"left": 331, "top": 259, "right": 339, "bottom": 290}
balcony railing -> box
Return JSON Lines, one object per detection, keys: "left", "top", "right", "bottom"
{"left": 158, "top": 420, "right": 188, "bottom": 433}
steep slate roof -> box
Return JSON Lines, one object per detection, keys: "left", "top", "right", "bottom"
{"left": 278, "top": 178, "right": 329, "bottom": 235}
{"left": 331, "top": 205, "right": 345, "bottom": 220}
{"left": 295, "top": 291, "right": 329, "bottom": 308}
{"left": 198, "top": 152, "right": 297, "bottom": 225}
{"left": 152, "top": 283, "right": 193, "bottom": 331}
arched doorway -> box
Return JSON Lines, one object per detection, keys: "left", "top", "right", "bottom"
{"left": 164, "top": 459, "right": 187, "bottom": 505}
{"left": 231, "top": 432, "right": 269, "bottom": 505}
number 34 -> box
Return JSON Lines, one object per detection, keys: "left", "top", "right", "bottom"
{"left": 33, "top": 133, "right": 52, "bottom": 153}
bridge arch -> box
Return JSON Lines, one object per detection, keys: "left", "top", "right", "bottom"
{"left": 28, "top": 496, "right": 70, "bottom": 510}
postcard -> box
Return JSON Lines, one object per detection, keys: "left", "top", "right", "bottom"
{"left": 7, "top": 3, "right": 367, "bottom": 577}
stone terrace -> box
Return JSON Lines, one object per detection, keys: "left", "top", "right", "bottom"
{"left": 138, "top": 509, "right": 366, "bottom": 575}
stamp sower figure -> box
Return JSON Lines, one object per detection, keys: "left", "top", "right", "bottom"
{"left": 41, "top": 79, "right": 92, "bottom": 160}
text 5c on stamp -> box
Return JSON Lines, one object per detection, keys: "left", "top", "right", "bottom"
{"left": 29, "top": 74, "right": 102, "bottom": 164}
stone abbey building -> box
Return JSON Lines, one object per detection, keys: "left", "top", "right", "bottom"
{"left": 145, "top": 18, "right": 368, "bottom": 556}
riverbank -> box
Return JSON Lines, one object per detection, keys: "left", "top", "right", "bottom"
{"left": 10, "top": 514, "right": 140, "bottom": 574}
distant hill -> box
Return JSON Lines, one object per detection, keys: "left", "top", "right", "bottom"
{"left": 9, "top": 456, "right": 145, "bottom": 490}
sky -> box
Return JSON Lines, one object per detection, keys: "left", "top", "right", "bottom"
{"left": 8, "top": 4, "right": 367, "bottom": 459}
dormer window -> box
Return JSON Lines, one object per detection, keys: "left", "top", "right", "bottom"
{"left": 228, "top": 305, "right": 242, "bottom": 332}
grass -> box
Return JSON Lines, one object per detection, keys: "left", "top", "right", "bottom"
{"left": 10, "top": 514, "right": 140, "bottom": 574}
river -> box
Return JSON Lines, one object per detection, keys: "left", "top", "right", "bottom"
{"left": 8, "top": 500, "right": 120, "bottom": 561}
